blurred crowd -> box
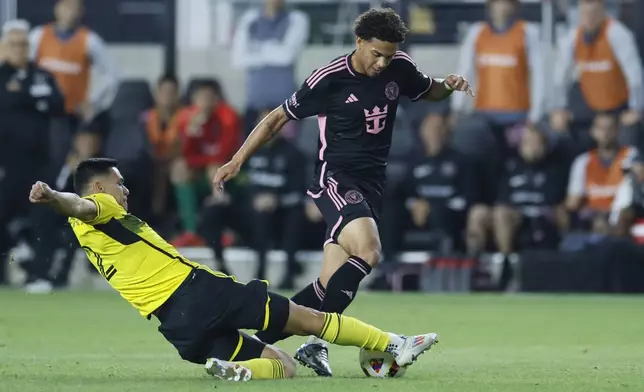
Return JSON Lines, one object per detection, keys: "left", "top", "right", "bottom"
{"left": 1, "top": 0, "right": 643, "bottom": 293}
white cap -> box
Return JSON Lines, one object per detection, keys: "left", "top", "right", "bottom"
{"left": 2, "top": 19, "right": 30, "bottom": 38}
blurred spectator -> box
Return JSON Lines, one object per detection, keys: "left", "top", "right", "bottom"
{"left": 452, "top": 0, "right": 544, "bottom": 153}
{"left": 566, "top": 114, "right": 636, "bottom": 234}
{"left": 467, "top": 126, "right": 568, "bottom": 283}
{"left": 382, "top": 113, "right": 475, "bottom": 256}
{"left": 170, "top": 80, "right": 241, "bottom": 247}
{"left": 142, "top": 75, "right": 182, "bottom": 223}
{"left": 202, "top": 109, "right": 307, "bottom": 287}
{"left": 232, "top": 0, "right": 309, "bottom": 135}
{"left": 611, "top": 151, "right": 644, "bottom": 239}
{"left": 0, "top": 20, "right": 64, "bottom": 290}
{"left": 551, "top": 0, "right": 643, "bottom": 135}
{"left": 556, "top": 0, "right": 622, "bottom": 26}
{"left": 591, "top": 151, "right": 644, "bottom": 293}
{"left": 29, "top": 0, "right": 119, "bottom": 177}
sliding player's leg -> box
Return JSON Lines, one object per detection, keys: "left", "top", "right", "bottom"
{"left": 281, "top": 299, "right": 438, "bottom": 368}
{"left": 254, "top": 242, "right": 347, "bottom": 345}
{"left": 204, "top": 331, "right": 296, "bottom": 381}
{"left": 212, "top": 272, "right": 437, "bottom": 376}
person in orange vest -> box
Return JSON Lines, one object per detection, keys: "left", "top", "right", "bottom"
{"left": 551, "top": 0, "right": 643, "bottom": 133}
{"left": 452, "top": 0, "right": 544, "bottom": 148}
{"left": 566, "top": 113, "right": 636, "bottom": 233}
{"left": 610, "top": 152, "right": 644, "bottom": 240}
{"left": 29, "top": 0, "right": 119, "bottom": 171}
{"left": 141, "top": 75, "right": 183, "bottom": 224}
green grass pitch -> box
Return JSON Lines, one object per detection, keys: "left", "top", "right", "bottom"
{"left": 1, "top": 290, "right": 643, "bottom": 391}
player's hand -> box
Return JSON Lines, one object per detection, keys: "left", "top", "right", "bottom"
{"left": 212, "top": 160, "right": 242, "bottom": 192}
{"left": 444, "top": 74, "right": 475, "bottom": 97}
{"left": 29, "top": 181, "right": 55, "bottom": 204}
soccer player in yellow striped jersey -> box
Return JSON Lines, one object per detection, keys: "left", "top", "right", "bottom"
{"left": 29, "top": 158, "right": 439, "bottom": 381}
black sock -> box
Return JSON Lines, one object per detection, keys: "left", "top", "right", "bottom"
{"left": 320, "top": 256, "right": 371, "bottom": 313}
{"left": 254, "top": 278, "right": 326, "bottom": 344}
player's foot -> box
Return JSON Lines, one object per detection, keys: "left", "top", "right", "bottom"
{"left": 294, "top": 343, "right": 333, "bottom": 377}
{"left": 388, "top": 333, "right": 439, "bottom": 368}
{"left": 205, "top": 358, "right": 252, "bottom": 381}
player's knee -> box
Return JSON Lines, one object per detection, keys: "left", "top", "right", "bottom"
{"left": 339, "top": 219, "right": 381, "bottom": 267}
{"left": 285, "top": 302, "right": 326, "bottom": 336}
{"left": 352, "top": 239, "right": 382, "bottom": 268}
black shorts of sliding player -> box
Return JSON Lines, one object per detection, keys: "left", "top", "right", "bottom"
{"left": 254, "top": 278, "right": 326, "bottom": 344}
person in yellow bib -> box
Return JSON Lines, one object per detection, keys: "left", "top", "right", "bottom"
{"left": 28, "top": 158, "right": 438, "bottom": 381}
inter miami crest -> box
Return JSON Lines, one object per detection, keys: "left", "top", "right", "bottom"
{"left": 385, "top": 81, "right": 399, "bottom": 100}
{"left": 345, "top": 190, "right": 364, "bottom": 204}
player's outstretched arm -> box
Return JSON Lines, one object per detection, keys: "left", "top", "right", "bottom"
{"left": 212, "top": 106, "right": 290, "bottom": 190}
{"left": 425, "top": 74, "right": 475, "bottom": 102}
{"left": 29, "top": 181, "right": 97, "bottom": 221}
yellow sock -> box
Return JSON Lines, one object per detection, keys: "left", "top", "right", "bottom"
{"left": 233, "top": 358, "right": 287, "bottom": 380}
{"left": 319, "top": 313, "right": 390, "bottom": 352}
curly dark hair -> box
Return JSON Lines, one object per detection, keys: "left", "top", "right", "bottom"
{"left": 353, "top": 8, "right": 409, "bottom": 43}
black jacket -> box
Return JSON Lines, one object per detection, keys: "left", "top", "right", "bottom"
{"left": 401, "top": 147, "right": 478, "bottom": 211}
{"left": 246, "top": 137, "right": 307, "bottom": 207}
{"left": 0, "top": 61, "right": 64, "bottom": 167}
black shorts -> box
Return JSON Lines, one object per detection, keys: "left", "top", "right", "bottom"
{"left": 308, "top": 170, "right": 383, "bottom": 245}
{"left": 154, "top": 268, "right": 290, "bottom": 364}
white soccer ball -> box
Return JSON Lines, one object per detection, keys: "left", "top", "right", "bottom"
{"left": 359, "top": 348, "right": 407, "bottom": 378}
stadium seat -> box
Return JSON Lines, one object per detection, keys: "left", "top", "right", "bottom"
{"left": 110, "top": 79, "right": 154, "bottom": 122}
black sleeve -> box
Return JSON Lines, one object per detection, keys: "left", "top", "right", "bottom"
{"left": 394, "top": 51, "right": 433, "bottom": 101}
{"left": 281, "top": 69, "right": 329, "bottom": 121}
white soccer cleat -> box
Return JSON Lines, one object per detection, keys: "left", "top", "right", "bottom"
{"left": 388, "top": 333, "right": 439, "bottom": 368}
{"left": 205, "top": 358, "right": 252, "bottom": 382}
